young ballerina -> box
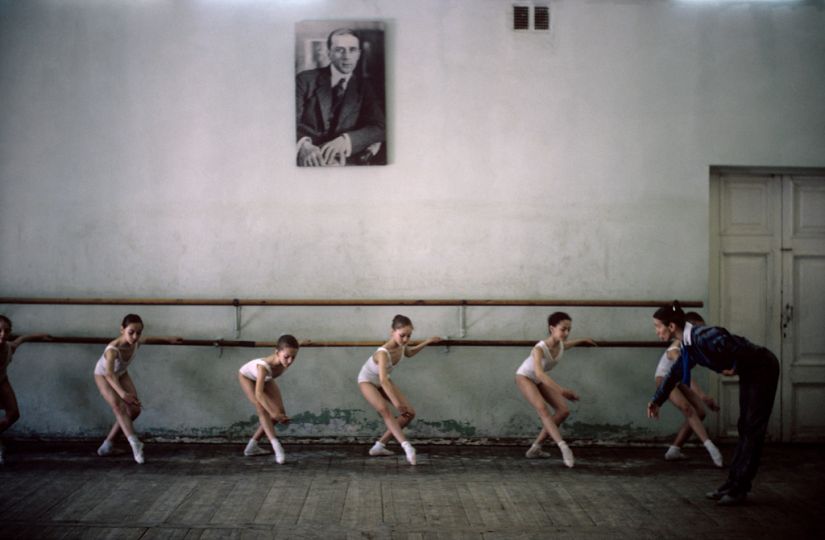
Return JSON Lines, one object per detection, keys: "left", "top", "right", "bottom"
{"left": 515, "top": 312, "right": 596, "bottom": 468}
{"left": 94, "top": 314, "right": 182, "bottom": 464}
{"left": 358, "top": 314, "right": 442, "bottom": 465}
{"left": 0, "top": 315, "right": 49, "bottom": 464}
{"left": 655, "top": 312, "right": 723, "bottom": 467}
{"left": 648, "top": 301, "right": 780, "bottom": 506}
{"left": 238, "top": 334, "right": 300, "bottom": 464}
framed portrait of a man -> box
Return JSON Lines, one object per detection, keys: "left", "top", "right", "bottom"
{"left": 295, "top": 20, "right": 387, "bottom": 167}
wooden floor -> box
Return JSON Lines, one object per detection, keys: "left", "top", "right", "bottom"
{"left": 0, "top": 441, "right": 823, "bottom": 539}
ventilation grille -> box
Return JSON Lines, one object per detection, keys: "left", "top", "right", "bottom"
{"left": 513, "top": 6, "right": 530, "bottom": 30}
{"left": 513, "top": 4, "right": 550, "bottom": 32}
{"left": 534, "top": 6, "right": 549, "bottom": 30}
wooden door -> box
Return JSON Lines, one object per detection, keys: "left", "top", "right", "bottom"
{"left": 780, "top": 176, "right": 825, "bottom": 441}
{"left": 710, "top": 173, "right": 782, "bottom": 440}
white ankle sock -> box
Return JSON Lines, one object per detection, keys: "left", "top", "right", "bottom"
{"left": 664, "top": 445, "right": 686, "bottom": 460}
{"left": 127, "top": 435, "right": 144, "bottom": 464}
{"left": 271, "top": 438, "right": 285, "bottom": 464}
{"left": 369, "top": 441, "right": 394, "bottom": 456}
{"left": 97, "top": 440, "right": 114, "bottom": 457}
{"left": 704, "top": 440, "right": 723, "bottom": 467}
{"left": 557, "top": 441, "right": 574, "bottom": 468}
{"left": 526, "top": 443, "right": 550, "bottom": 459}
{"left": 401, "top": 441, "right": 416, "bottom": 465}
{"left": 244, "top": 438, "right": 268, "bottom": 456}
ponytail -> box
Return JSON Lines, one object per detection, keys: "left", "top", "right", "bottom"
{"left": 653, "top": 300, "right": 685, "bottom": 329}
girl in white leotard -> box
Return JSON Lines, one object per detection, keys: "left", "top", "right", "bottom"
{"left": 654, "top": 312, "right": 723, "bottom": 467}
{"left": 93, "top": 314, "right": 182, "bottom": 464}
{"left": 514, "top": 312, "right": 596, "bottom": 468}
{"left": 237, "top": 335, "right": 300, "bottom": 464}
{"left": 0, "top": 315, "right": 49, "bottom": 465}
{"left": 358, "top": 314, "right": 442, "bottom": 465}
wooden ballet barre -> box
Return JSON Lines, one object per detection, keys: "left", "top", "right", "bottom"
{"left": 0, "top": 297, "right": 703, "bottom": 307}
{"left": 21, "top": 336, "right": 666, "bottom": 348}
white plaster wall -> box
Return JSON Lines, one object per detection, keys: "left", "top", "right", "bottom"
{"left": 1, "top": 0, "right": 824, "bottom": 442}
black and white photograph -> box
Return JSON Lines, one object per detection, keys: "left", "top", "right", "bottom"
{"left": 295, "top": 20, "right": 387, "bottom": 166}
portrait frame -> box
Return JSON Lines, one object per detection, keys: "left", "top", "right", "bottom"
{"left": 295, "top": 20, "right": 387, "bottom": 167}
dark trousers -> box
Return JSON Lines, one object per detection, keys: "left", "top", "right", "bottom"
{"left": 725, "top": 348, "right": 780, "bottom": 494}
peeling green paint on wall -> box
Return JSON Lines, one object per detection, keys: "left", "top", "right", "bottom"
{"left": 143, "top": 409, "right": 482, "bottom": 440}
{"left": 565, "top": 421, "right": 654, "bottom": 440}
{"left": 289, "top": 408, "right": 373, "bottom": 426}
{"left": 144, "top": 418, "right": 653, "bottom": 442}
{"left": 8, "top": 410, "right": 657, "bottom": 443}
{"left": 285, "top": 408, "right": 384, "bottom": 435}
{"left": 410, "top": 419, "right": 477, "bottom": 437}
{"left": 224, "top": 416, "right": 261, "bottom": 438}
{"left": 146, "top": 417, "right": 262, "bottom": 441}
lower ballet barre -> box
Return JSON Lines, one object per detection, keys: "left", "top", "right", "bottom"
{"left": 21, "top": 336, "right": 664, "bottom": 348}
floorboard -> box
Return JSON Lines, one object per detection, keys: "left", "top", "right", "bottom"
{"left": 0, "top": 442, "right": 822, "bottom": 539}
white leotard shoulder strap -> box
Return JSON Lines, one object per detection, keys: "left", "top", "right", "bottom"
{"left": 104, "top": 343, "right": 138, "bottom": 360}
{"left": 372, "top": 346, "right": 389, "bottom": 363}
{"left": 536, "top": 340, "right": 552, "bottom": 358}
{"left": 377, "top": 346, "right": 403, "bottom": 365}
{"left": 539, "top": 340, "right": 563, "bottom": 360}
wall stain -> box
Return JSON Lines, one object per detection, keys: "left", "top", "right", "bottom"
{"left": 565, "top": 421, "right": 654, "bottom": 441}
{"left": 408, "top": 419, "right": 477, "bottom": 437}
{"left": 142, "top": 409, "right": 483, "bottom": 441}
{"left": 10, "top": 411, "right": 658, "bottom": 444}
{"left": 286, "top": 408, "right": 384, "bottom": 435}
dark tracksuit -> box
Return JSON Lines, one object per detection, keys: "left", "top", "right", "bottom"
{"left": 652, "top": 324, "right": 779, "bottom": 495}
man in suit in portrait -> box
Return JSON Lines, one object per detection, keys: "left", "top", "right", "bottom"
{"left": 296, "top": 28, "right": 386, "bottom": 166}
